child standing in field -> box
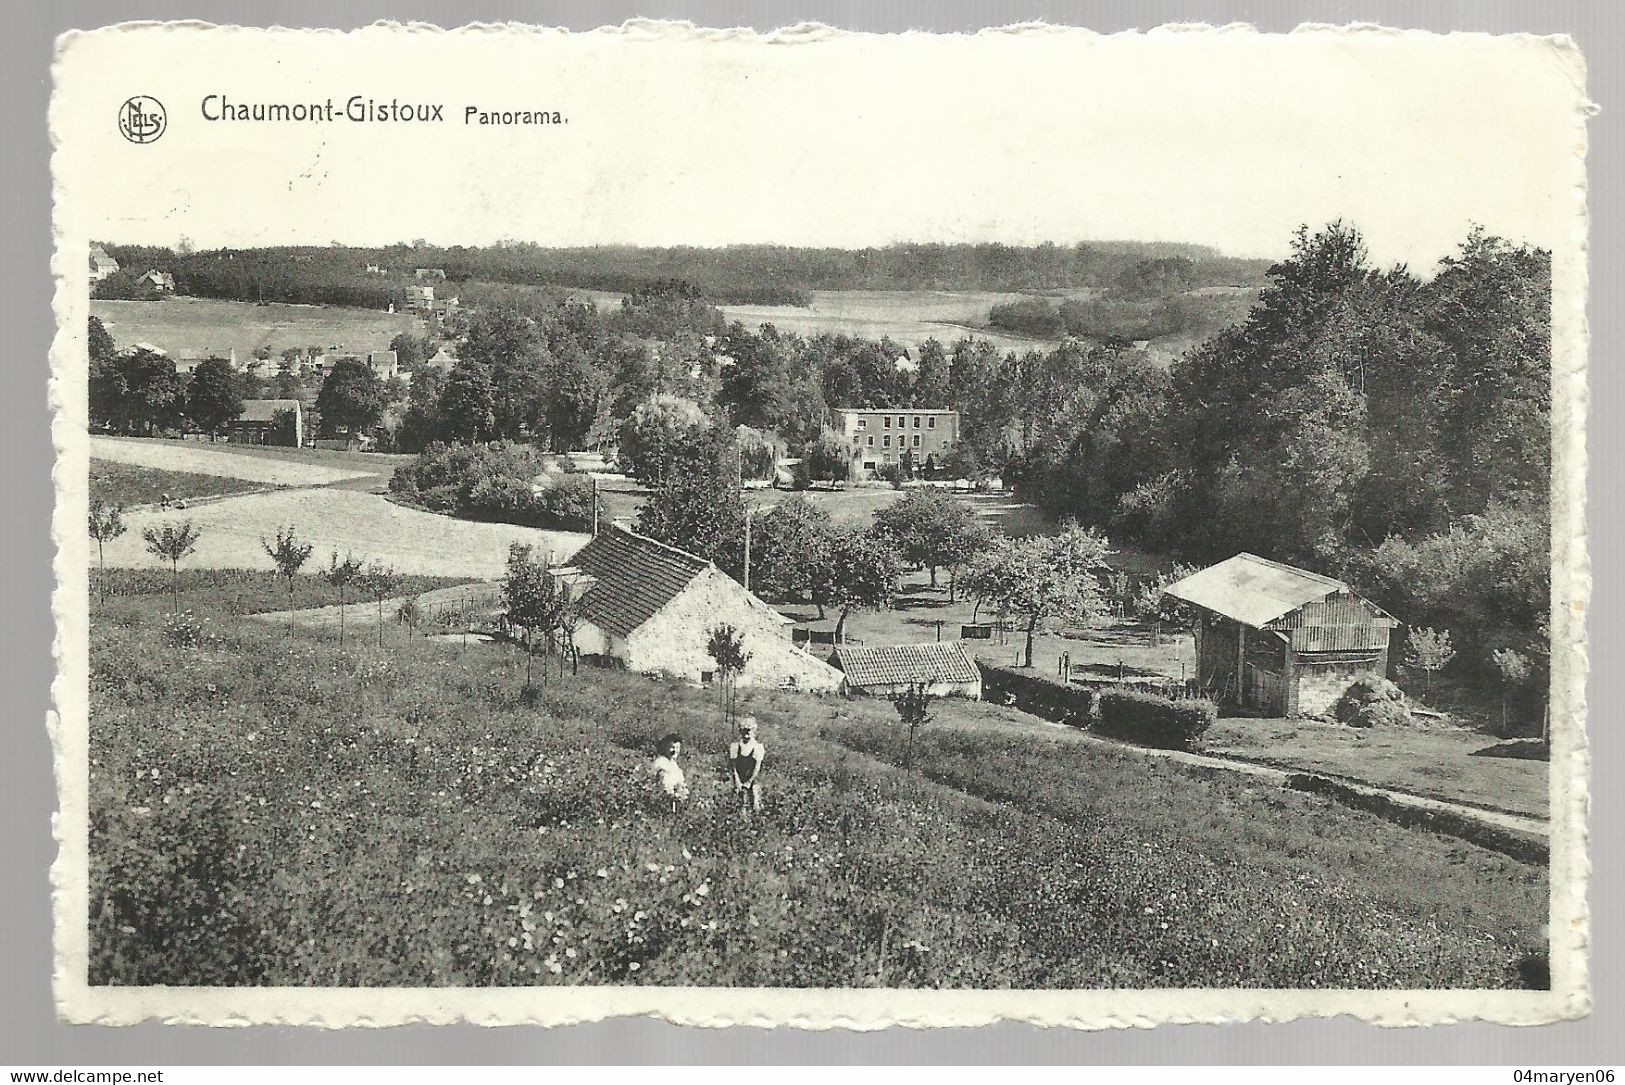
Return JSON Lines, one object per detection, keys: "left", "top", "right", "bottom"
{"left": 650, "top": 733, "right": 688, "bottom": 814}
{"left": 729, "top": 717, "right": 766, "bottom": 816}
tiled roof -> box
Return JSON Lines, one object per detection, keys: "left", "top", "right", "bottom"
{"left": 568, "top": 526, "right": 712, "bottom": 639}
{"left": 1164, "top": 552, "right": 1351, "bottom": 628}
{"left": 832, "top": 642, "right": 980, "bottom": 688}
{"left": 237, "top": 398, "right": 302, "bottom": 423}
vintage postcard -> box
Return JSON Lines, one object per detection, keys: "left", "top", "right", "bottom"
{"left": 49, "top": 22, "right": 1589, "bottom": 1028}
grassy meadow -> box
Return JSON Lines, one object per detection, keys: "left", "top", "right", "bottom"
{"left": 89, "top": 581, "right": 1546, "bottom": 989}
{"left": 90, "top": 296, "right": 421, "bottom": 360}
{"left": 91, "top": 460, "right": 272, "bottom": 508}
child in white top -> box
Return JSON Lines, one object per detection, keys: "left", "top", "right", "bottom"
{"left": 650, "top": 733, "right": 688, "bottom": 813}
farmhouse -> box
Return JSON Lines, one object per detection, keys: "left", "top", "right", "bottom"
{"left": 831, "top": 407, "right": 959, "bottom": 479}
{"left": 1165, "top": 553, "right": 1399, "bottom": 718}
{"left": 139, "top": 269, "right": 177, "bottom": 293}
{"left": 831, "top": 642, "right": 982, "bottom": 699}
{"left": 365, "top": 350, "right": 399, "bottom": 381}
{"left": 89, "top": 245, "right": 119, "bottom": 282}
{"left": 556, "top": 525, "right": 845, "bottom": 692}
{"left": 227, "top": 398, "right": 304, "bottom": 447}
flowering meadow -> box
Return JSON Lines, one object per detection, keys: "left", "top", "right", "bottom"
{"left": 89, "top": 583, "right": 1547, "bottom": 988}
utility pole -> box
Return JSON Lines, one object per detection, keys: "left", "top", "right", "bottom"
{"left": 590, "top": 474, "right": 599, "bottom": 536}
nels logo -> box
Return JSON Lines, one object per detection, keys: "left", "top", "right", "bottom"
{"left": 118, "top": 96, "right": 166, "bottom": 144}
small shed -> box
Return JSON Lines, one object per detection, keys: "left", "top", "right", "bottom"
{"left": 1165, "top": 553, "right": 1398, "bottom": 718}
{"left": 831, "top": 642, "right": 982, "bottom": 700}
{"left": 228, "top": 399, "right": 303, "bottom": 448}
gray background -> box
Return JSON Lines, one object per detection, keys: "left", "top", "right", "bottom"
{"left": 4, "top": 0, "right": 1617, "bottom": 1065}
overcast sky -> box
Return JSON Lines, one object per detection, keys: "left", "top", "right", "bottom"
{"left": 53, "top": 23, "right": 1588, "bottom": 271}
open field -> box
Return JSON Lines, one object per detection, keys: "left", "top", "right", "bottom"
{"left": 91, "top": 459, "right": 271, "bottom": 508}
{"left": 91, "top": 296, "right": 421, "bottom": 360}
{"left": 89, "top": 590, "right": 1546, "bottom": 988}
{"left": 1202, "top": 717, "right": 1548, "bottom": 820}
{"left": 95, "top": 487, "right": 589, "bottom": 579}
{"left": 91, "top": 436, "right": 374, "bottom": 487}
{"left": 715, "top": 290, "right": 1051, "bottom": 356}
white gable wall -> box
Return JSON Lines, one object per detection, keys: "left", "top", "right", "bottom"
{"left": 622, "top": 567, "right": 844, "bottom": 692}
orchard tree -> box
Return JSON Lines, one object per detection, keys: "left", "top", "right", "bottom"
{"left": 361, "top": 561, "right": 404, "bottom": 648}
{"left": 397, "top": 594, "right": 424, "bottom": 641}
{"left": 822, "top": 527, "right": 901, "bottom": 642}
{"left": 503, "top": 542, "right": 563, "bottom": 694}
{"left": 892, "top": 682, "right": 935, "bottom": 774}
{"left": 88, "top": 498, "right": 126, "bottom": 602}
{"left": 186, "top": 357, "right": 245, "bottom": 437}
{"left": 1491, "top": 646, "right": 1533, "bottom": 737}
{"left": 315, "top": 357, "right": 386, "bottom": 439}
{"left": 323, "top": 551, "right": 365, "bottom": 650}
{"left": 635, "top": 422, "right": 748, "bottom": 577}
{"left": 260, "top": 525, "right": 315, "bottom": 644}
{"left": 706, "top": 623, "right": 752, "bottom": 731}
{"left": 141, "top": 520, "right": 202, "bottom": 615}
{"left": 873, "top": 489, "right": 988, "bottom": 590}
{"left": 964, "top": 525, "right": 1110, "bottom": 668}
{"left": 1405, "top": 626, "right": 1457, "bottom": 694}
{"left": 750, "top": 496, "right": 836, "bottom": 611}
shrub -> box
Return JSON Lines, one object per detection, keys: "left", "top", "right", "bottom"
{"left": 1095, "top": 689, "right": 1216, "bottom": 751}
{"left": 390, "top": 441, "right": 598, "bottom": 530}
{"left": 161, "top": 609, "right": 207, "bottom": 650}
{"left": 1333, "top": 671, "right": 1409, "bottom": 726}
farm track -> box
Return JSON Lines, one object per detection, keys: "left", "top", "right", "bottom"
{"left": 1021, "top": 719, "right": 1549, "bottom": 838}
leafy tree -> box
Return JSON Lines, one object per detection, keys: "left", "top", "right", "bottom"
{"left": 821, "top": 528, "right": 901, "bottom": 642}
{"left": 360, "top": 561, "right": 404, "bottom": 648}
{"left": 323, "top": 551, "right": 365, "bottom": 651}
{"left": 706, "top": 623, "right": 752, "bottom": 731}
{"left": 185, "top": 357, "right": 245, "bottom": 436}
{"left": 435, "top": 362, "right": 498, "bottom": 444}
{"left": 617, "top": 395, "right": 712, "bottom": 485}
{"left": 802, "top": 430, "right": 851, "bottom": 485}
{"left": 88, "top": 498, "right": 126, "bottom": 603}
{"left": 260, "top": 525, "right": 315, "bottom": 644}
{"left": 112, "top": 348, "right": 185, "bottom": 435}
{"left": 141, "top": 520, "right": 202, "bottom": 614}
{"left": 635, "top": 423, "right": 748, "bottom": 577}
{"left": 315, "top": 358, "right": 386, "bottom": 438}
{"left": 537, "top": 345, "right": 609, "bottom": 452}
{"left": 1405, "top": 627, "right": 1457, "bottom": 694}
{"left": 735, "top": 425, "right": 780, "bottom": 482}
{"left": 872, "top": 489, "right": 988, "bottom": 590}
{"left": 749, "top": 496, "right": 836, "bottom": 611}
{"left": 388, "top": 332, "right": 426, "bottom": 370}
{"left": 892, "top": 682, "right": 935, "bottom": 773}
{"left": 964, "top": 525, "right": 1109, "bottom": 668}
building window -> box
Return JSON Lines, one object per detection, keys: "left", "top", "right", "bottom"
{"left": 928, "top": 416, "right": 936, "bottom": 429}
{"left": 853, "top": 434, "right": 862, "bottom": 444}
{"left": 866, "top": 435, "right": 874, "bottom": 447}
{"left": 883, "top": 435, "right": 891, "bottom": 448}
{"left": 883, "top": 416, "right": 891, "bottom": 429}
{"left": 913, "top": 416, "right": 921, "bottom": 428}
{"left": 913, "top": 433, "right": 921, "bottom": 447}
{"left": 897, "top": 415, "right": 906, "bottom": 428}
{"left": 857, "top": 418, "right": 866, "bottom": 429}
{"left": 863, "top": 461, "right": 876, "bottom": 471}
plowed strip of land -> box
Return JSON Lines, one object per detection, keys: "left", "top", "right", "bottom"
{"left": 90, "top": 436, "right": 372, "bottom": 487}
{"left": 97, "top": 487, "right": 590, "bottom": 579}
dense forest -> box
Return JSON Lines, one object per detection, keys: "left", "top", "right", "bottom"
{"left": 99, "top": 240, "right": 1271, "bottom": 309}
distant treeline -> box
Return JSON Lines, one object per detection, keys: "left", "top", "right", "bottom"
{"left": 101, "top": 241, "right": 1272, "bottom": 310}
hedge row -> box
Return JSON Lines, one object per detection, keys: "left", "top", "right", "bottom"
{"left": 979, "top": 664, "right": 1214, "bottom": 751}
{"left": 1094, "top": 689, "right": 1216, "bottom": 751}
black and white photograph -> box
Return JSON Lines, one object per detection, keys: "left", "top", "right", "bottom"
{"left": 47, "top": 21, "right": 1588, "bottom": 1028}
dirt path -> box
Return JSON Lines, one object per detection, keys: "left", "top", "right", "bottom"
{"left": 1015, "top": 716, "right": 1548, "bottom": 838}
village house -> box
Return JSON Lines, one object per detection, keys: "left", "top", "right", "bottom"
{"left": 552, "top": 525, "right": 846, "bottom": 692}
{"left": 413, "top": 268, "right": 447, "bottom": 282}
{"left": 409, "top": 284, "right": 436, "bottom": 311}
{"left": 422, "top": 346, "right": 459, "bottom": 373}
{"left": 831, "top": 642, "right": 983, "bottom": 699}
{"left": 1165, "top": 553, "right": 1400, "bottom": 718}
{"left": 89, "top": 245, "right": 119, "bottom": 282}
{"left": 365, "top": 350, "right": 399, "bottom": 381}
{"left": 138, "top": 269, "right": 177, "bottom": 293}
{"left": 227, "top": 398, "right": 303, "bottom": 447}
{"left": 831, "top": 407, "right": 960, "bottom": 479}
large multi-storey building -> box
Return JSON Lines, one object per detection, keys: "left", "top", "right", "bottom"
{"left": 831, "top": 407, "right": 960, "bottom": 479}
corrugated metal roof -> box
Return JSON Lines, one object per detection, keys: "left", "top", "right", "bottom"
{"left": 832, "top": 642, "right": 980, "bottom": 688}
{"left": 1164, "top": 552, "right": 1351, "bottom": 629}
{"left": 568, "top": 526, "right": 712, "bottom": 639}
{"left": 237, "top": 398, "right": 302, "bottom": 423}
